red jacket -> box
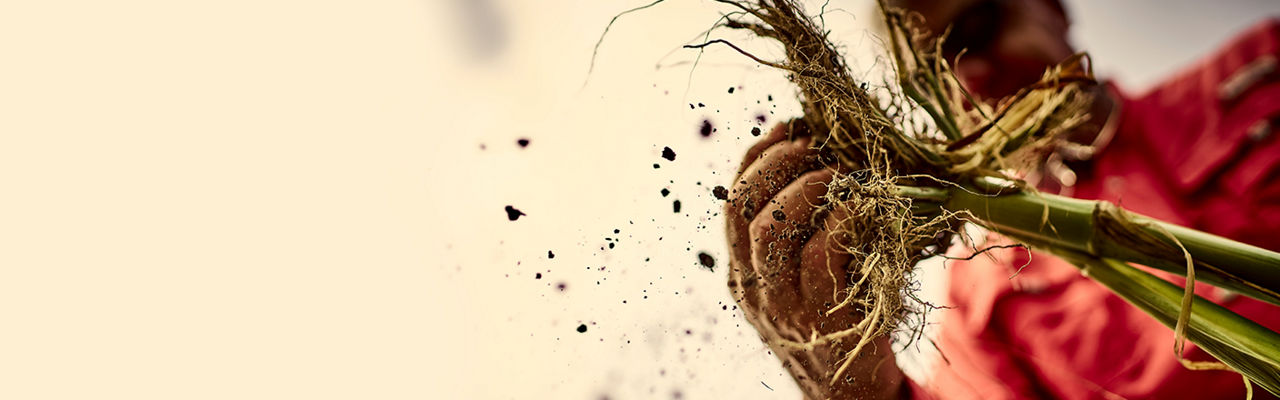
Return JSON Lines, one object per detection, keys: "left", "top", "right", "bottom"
{"left": 916, "top": 19, "right": 1280, "bottom": 399}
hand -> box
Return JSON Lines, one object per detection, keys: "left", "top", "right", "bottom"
{"left": 725, "top": 120, "right": 905, "bottom": 399}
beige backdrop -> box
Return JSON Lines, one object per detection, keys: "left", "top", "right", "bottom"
{"left": 1, "top": 0, "right": 1274, "bottom": 399}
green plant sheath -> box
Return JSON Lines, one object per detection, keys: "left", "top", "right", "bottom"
{"left": 894, "top": 181, "right": 1280, "bottom": 396}
{"left": 1060, "top": 253, "right": 1280, "bottom": 396}
{"left": 931, "top": 179, "right": 1280, "bottom": 306}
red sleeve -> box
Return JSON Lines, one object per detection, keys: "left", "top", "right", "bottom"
{"left": 914, "top": 18, "right": 1280, "bottom": 400}
{"left": 1129, "top": 18, "right": 1280, "bottom": 195}
{"left": 915, "top": 238, "right": 1123, "bottom": 400}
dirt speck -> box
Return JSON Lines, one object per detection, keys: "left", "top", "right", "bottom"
{"left": 505, "top": 206, "right": 525, "bottom": 221}
{"left": 697, "top": 252, "right": 716, "bottom": 272}
{"left": 577, "top": 324, "right": 588, "bottom": 333}
{"left": 699, "top": 120, "right": 714, "bottom": 137}
{"left": 712, "top": 186, "right": 728, "bottom": 200}
{"left": 516, "top": 138, "right": 530, "bottom": 148}
{"left": 661, "top": 146, "right": 676, "bottom": 161}
{"left": 673, "top": 200, "right": 682, "bottom": 213}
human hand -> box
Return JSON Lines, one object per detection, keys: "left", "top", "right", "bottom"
{"left": 725, "top": 120, "right": 905, "bottom": 399}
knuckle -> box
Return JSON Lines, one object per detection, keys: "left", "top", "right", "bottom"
{"left": 728, "top": 182, "right": 756, "bottom": 220}
{"left": 749, "top": 213, "right": 781, "bottom": 247}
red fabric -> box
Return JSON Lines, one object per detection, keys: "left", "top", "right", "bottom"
{"left": 915, "top": 19, "right": 1280, "bottom": 400}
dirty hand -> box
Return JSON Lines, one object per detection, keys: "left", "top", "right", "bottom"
{"left": 725, "top": 120, "right": 905, "bottom": 400}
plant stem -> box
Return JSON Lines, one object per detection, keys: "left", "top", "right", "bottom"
{"left": 895, "top": 180, "right": 1280, "bottom": 306}
{"left": 896, "top": 180, "right": 1280, "bottom": 395}
{"left": 1058, "top": 253, "right": 1280, "bottom": 396}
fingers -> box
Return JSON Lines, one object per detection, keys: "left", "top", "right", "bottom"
{"left": 737, "top": 122, "right": 793, "bottom": 175}
{"left": 725, "top": 120, "right": 825, "bottom": 328}
{"left": 748, "top": 169, "right": 836, "bottom": 327}
{"left": 799, "top": 205, "right": 855, "bottom": 315}
{"left": 723, "top": 120, "right": 905, "bottom": 399}
{"left": 726, "top": 135, "right": 822, "bottom": 295}
{"left": 727, "top": 136, "right": 821, "bottom": 236}
{"left": 726, "top": 258, "right": 761, "bottom": 315}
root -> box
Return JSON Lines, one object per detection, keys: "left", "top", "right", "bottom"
{"left": 682, "top": 39, "right": 790, "bottom": 70}
{"left": 827, "top": 252, "right": 879, "bottom": 316}
{"left": 591, "top": 0, "right": 1096, "bottom": 393}
{"left": 697, "top": 0, "right": 1095, "bottom": 387}
{"left": 586, "top": 0, "right": 668, "bottom": 87}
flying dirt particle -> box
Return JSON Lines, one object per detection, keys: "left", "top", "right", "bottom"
{"left": 548, "top": 250, "right": 555, "bottom": 259}
{"left": 577, "top": 324, "right": 588, "bottom": 333}
{"left": 767, "top": 94, "right": 773, "bottom": 102}
{"left": 661, "top": 188, "right": 670, "bottom": 197}
{"left": 751, "top": 127, "right": 762, "bottom": 136}
{"left": 661, "top": 146, "right": 676, "bottom": 161}
{"left": 673, "top": 200, "right": 682, "bottom": 213}
{"left": 689, "top": 104, "right": 695, "bottom": 109}
{"left": 697, "top": 252, "right": 715, "bottom": 272}
{"left": 614, "top": 229, "right": 620, "bottom": 234}
{"left": 712, "top": 186, "right": 728, "bottom": 200}
{"left": 505, "top": 205, "right": 525, "bottom": 221}
{"left": 699, "top": 120, "right": 713, "bottom": 137}
{"left": 755, "top": 114, "right": 767, "bottom": 124}
{"left": 772, "top": 209, "right": 785, "bottom": 221}
{"left": 535, "top": 272, "right": 542, "bottom": 279}
{"left": 556, "top": 282, "right": 568, "bottom": 291}
{"left": 653, "top": 163, "right": 660, "bottom": 169}
{"left": 516, "top": 138, "right": 530, "bottom": 148}
{"left": 727, "top": 86, "right": 735, "bottom": 94}
{"left": 697, "top": 103, "right": 705, "bottom": 108}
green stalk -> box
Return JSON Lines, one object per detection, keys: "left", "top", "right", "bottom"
{"left": 882, "top": 9, "right": 964, "bottom": 141}
{"left": 919, "top": 179, "right": 1280, "bottom": 306}
{"left": 897, "top": 181, "right": 1280, "bottom": 395}
{"left": 1056, "top": 253, "right": 1280, "bottom": 396}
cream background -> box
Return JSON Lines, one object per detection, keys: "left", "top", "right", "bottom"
{"left": 1, "top": 0, "right": 1275, "bottom": 399}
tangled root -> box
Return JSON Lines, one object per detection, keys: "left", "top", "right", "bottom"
{"left": 813, "top": 170, "right": 958, "bottom": 382}
{"left": 590, "top": 0, "right": 1095, "bottom": 388}
{"left": 695, "top": 0, "right": 1093, "bottom": 384}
